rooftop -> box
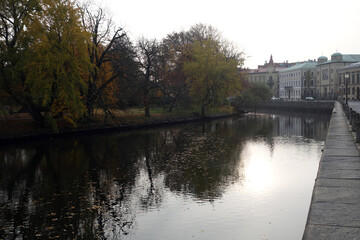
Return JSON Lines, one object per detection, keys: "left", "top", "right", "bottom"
{"left": 337, "top": 62, "right": 360, "bottom": 71}
{"left": 279, "top": 61, "right": 317, "bottom": 73}
{"left": 248, "top": 55, "right": 294, "bottom": 74}
{"left": 317, "top": 54, "right": 360, "bottom": 65}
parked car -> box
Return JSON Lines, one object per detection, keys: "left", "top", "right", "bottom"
{"left": 305, "top": 97, "right": 314, "bottom": 101}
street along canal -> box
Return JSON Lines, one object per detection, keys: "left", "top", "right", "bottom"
{"left": 0, "top": 113, "right": 330, "bottom": 239}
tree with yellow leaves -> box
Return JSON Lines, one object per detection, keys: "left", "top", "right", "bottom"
{"left": 184, "top": 38, "right": 243, "bottom": 118}
{"left": 24, "top": 0, "right": 91, "bottom": 130}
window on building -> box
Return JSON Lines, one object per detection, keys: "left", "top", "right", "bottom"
{"left": 352, "top": 72, "right": 355, "bottom": 84}
{"left": 357, "top": 72, "right": 360, "bottom": 84}
{"left": 322, "top": 69, "right": 329, "bottom": 80}
{"left": 353, "top": 87, "right": 355, "bottom": 95}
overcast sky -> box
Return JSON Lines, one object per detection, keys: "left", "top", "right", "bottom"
{"left": 101, "top": 0, "right": 360, "bottom": 69}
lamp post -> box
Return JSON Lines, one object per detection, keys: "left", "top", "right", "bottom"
{"left": 345, "top": 72, "right": 349, "bottom": 105}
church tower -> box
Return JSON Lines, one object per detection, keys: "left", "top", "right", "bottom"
{"left": 267, "top": 55, "right": 275, "bottom": 72}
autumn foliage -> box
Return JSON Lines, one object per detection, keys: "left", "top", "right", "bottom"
{"left": 0, "top": 1, "right": 245, "bottom": 131}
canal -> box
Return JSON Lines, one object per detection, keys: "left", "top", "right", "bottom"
{"left": 0, "top": 113, "right": 330, "bottom": 239}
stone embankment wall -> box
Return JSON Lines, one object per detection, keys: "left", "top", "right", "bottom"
{"left": 255, "top": 101, "right": 335, "bottom": 114}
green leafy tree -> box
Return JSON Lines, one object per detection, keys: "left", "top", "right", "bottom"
{"left": 0, "top": 0, "right": 42, "bottom": 122}
{"left": 24, "top": 0, "right": 91, "bottom": 130}
{"left": 235, "top": 83, "right": 272, "bottom": 112}
{"left": 249, "top": 82, "right": 272, "bottom": 102}
{"left": 1, "top": 0, "right": 91, "bottom": 130}
{"left": 159, "top": 24, "right": 222, "bottom": 112}
{"left": 184, "top": 39, "right": 242, "bottom": 118}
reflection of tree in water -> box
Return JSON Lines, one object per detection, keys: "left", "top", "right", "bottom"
{"left": 142, "top": 117, "right": 278, "bottom": 201}
{"left": 0, "top": 113, "right": 330, "bottom": 239}
{"left": 0, "top": 136, "right": 139, "bottom": 239}
{"left": 159, "top": 129, "right": 240, "bottom": 200}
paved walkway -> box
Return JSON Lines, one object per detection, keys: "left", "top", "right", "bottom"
{"left": 303, "top": 101, "right": 360, "bottom": 239}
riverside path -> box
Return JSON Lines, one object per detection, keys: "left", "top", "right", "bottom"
{"left": 303, "top": 101, "right": 360, "bottom": 239}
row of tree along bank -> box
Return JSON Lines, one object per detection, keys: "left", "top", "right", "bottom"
{"left": 1, "top": 0, "right": 249, "bottom": 133}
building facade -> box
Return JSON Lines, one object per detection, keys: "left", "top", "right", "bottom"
{"left": 279, "top": 61, "right": 317, "bottom": 101}
{"left": 247, "top": 55, "right": 293, "bottom": 97}
{"left": 337, "top": 62, "right": 360, "bottom": 100}
{"left": 316, "top": 53, "right": 360, "bottom": 99}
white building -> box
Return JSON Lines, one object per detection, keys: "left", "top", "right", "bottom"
{"left": 279, "top": 61, "right": 317, "bottom": 101}
{"left": 316, "top": 53, "right": 360, "bottom": 99}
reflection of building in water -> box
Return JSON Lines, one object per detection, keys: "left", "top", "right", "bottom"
{"left": 278, "top": 116, "right": 303, "bottom": 136}
{"left": 276, "top": 115, "right": 329, "bottom": 140}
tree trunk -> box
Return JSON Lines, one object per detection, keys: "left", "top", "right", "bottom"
{"left": 168, "top": 99, "right": 175, "bottom": 112}
{"left": 144, "top": 96, "right": 150, "bottom": 117}
{"left": 145, "top": 104, "right": 150, "bottom": 117}
{"left": 26, "top": 103, "right": 44, "bottom": 127}
{"left": 168, "top": 94, "right": 178, "bottom": 112}
{"left": 201, "top": 104, "right": 205, "bottom": 119}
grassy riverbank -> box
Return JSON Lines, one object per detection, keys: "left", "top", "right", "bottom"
{"left": 0, "top": 106, "right": 236, "bottom": 140}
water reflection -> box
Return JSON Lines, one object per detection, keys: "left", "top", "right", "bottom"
{"left": 0, "top": 113, "right": 330, "bottom": 239}
{"left": 241, "top": 141, "right": 273, "bottom": 193}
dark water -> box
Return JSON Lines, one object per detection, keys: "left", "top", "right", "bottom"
{"left": 0, "top": 113, "right": 330, "bottom": 240}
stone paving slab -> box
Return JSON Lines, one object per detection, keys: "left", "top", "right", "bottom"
{"left": 323, "top": 148, "right": 359, "bottom": 157}
{"left": 303, "top": 101, "right": 360, "bottom": 240}
{"left": 317, "top": 169, "right": 360, "bottom": 179}
{"left": 319, "top": 161, "right": 360, "bottom": 171}
{"left": 315, "top": 178, "right": 360, "bottom": 188}
{"left": 312, "top": 187, "right": 360, "bottom": 203}
{"left": 320, "top": 155, "right": 360, "bottom": 163}
{"left": 325, "top": 135, "right": 355, "bottom": 142}
{"left": 303, "top": 224, "right": 360, "bottom": 240}
{"left": 306, "top": 202, "right": 360, "bottom": 227}
{"left": 325, "top": 140, "right": 357, "bottom": 149}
